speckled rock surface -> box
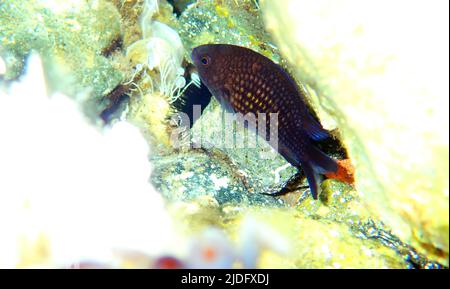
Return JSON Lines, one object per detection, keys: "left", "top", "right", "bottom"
{"left": 189, "top": 98, "right": 298, "bottom": 194}
{"left": 0, "top": 0, "right": 123, "bottom": 107}
{"left": 178, "top": 0, "right": 279, "bottom": 61}
{"left": 262, "top": 0, "right": 449, "bottom": 265}
{"left": 151, "top": 148, "right": 284, "bottom": 207}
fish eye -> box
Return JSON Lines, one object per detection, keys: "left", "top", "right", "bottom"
{"left": 201, "top": 55, "right": 211, "bottom": 66}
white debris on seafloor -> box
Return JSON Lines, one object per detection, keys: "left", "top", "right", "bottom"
{"left": 0, "top": 54, "right": 179, "bottom": 268}
{"left": 185, "top": 216, "right": 289, "bottom": 269}
{"left": 186, "top": 228, "right": 236, "bottom": 269}
{"left": 272, "top": 163, "right": 291, "bottom": 184}
{"left": 210, "top": 173, "right": 229, "bottom": 190}
{"left": 238, "top": 216, "right": 290, "bottom": 268}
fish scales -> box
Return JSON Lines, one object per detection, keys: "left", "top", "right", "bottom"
{"left": 192, "top": 44, "right": 345, "bottom": 199}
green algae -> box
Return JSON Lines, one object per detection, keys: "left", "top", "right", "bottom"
{"left": 0, "top": 0, "right": 123, "bottom": 112}
{"left": 178, "top": 0, "right": 278, "bottom": 62}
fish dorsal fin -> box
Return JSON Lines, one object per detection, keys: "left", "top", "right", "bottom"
{"left": 302, "top": 113, "right": 330, "bottom": 141}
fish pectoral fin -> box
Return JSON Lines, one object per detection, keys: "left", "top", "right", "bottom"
{"left": 221, "top": 100, "right": 235, "bottom": 113}
{"left": 219, "top": 85, "right": 236, "bottom": 113}
{"left": 302, "top": 113, "right": 330, "bottom": 141}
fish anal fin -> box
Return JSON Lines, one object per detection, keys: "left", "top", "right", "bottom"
{"left": 302, "top": 143, "right": 340, "bottom": 198}
{"left": 300, "top": 161, "right": 322, "bottom": 200}
{"left": 276, "top": 141, "right": 339, "bottom": 200}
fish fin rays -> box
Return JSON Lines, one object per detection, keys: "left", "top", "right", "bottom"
{"left": 306, "top": 144, "right": 338, "bottom": 174}
{"left": 300, "top": 161, "right": 322, "bottom": 200}
{"left": 302, "top": 113, "right": 330, "bottom": 141}
{"left": 213, "top": 87, "right": 235, "bottom": 113}
{"left": 278, "top": 140, "right": 337, "bottom": 175}
{"left": 277, "top": 143, "right": 322, "bottom": 199}
{"left": 301, "top": 145, "right": 339, "bottom": 199}
{"left": 273, "top": 143, "right": 321, "bottom": 198}
{"left": 220, "top": 99, "right": 235, "bottom": 113}
{"left": 278, "top": 141, "right": 338, "bottom": 199}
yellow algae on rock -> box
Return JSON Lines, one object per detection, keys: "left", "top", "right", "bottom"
{"left": 166, "top": 201, "right": 409, "bottom": 268}
{"left": 262, "top": 0, "right": 449, "bottom": 264}
{"left": 220, "top": 208, "right": 407, "bottom": 268}
{"left": 179, "top": 0, "right": 277, "bottom": 61}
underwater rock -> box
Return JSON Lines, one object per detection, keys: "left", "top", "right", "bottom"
{"left": 189, "top": 98, "right": 299, "bottom": 196}
{"left": 295, "top": 179, "right": 369, "bottom": 225}
{"left": 265, "top": 210, "right": 408, "bottom": 269}
{"left": 164, "top": 197, "right": 414, "bottom": 268}
{"left": 0, "top": 0, "right": 124, "bottom": 118}
{"left": 150, "top": 149, "right": 283, "bottom": 207}
{"left": 177, "top": 206, "right": 409, "bottom": 268}
{"left": 262, "top": 0, "right": 449, "bottom": 264}
{"left": 178, "top": 0, "right": 277, "bottom": 61}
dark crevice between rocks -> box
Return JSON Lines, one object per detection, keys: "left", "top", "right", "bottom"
{"left": 170, "top": 63, "right": 213, "bottom": 128}
{"left": 357, "top": 219, "right": 448, "bottom": 269}
{"left": 100, "top": 88, "right": 130, "bottom": 124}
{"left": 101, "top": 36, "right": 123, "bottom": 58}
{"left": 167, "top": 0, "right": 195, "bottom": 18}
{"left": 315, "top": 133, "right": 348, "bottom": 159}
{"left": 98, "top": 77, "right": 138, "bottom": 125}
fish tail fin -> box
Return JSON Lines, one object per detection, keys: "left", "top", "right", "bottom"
{"left": 300, "top": 145, "right": 339, "bottom": 199}
{"left": 306, "top": 144, "right": 338, "bottom": 175}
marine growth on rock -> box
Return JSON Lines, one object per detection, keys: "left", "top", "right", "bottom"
{"left": 0, "top": 0, "right": 447, "bottom": 269}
